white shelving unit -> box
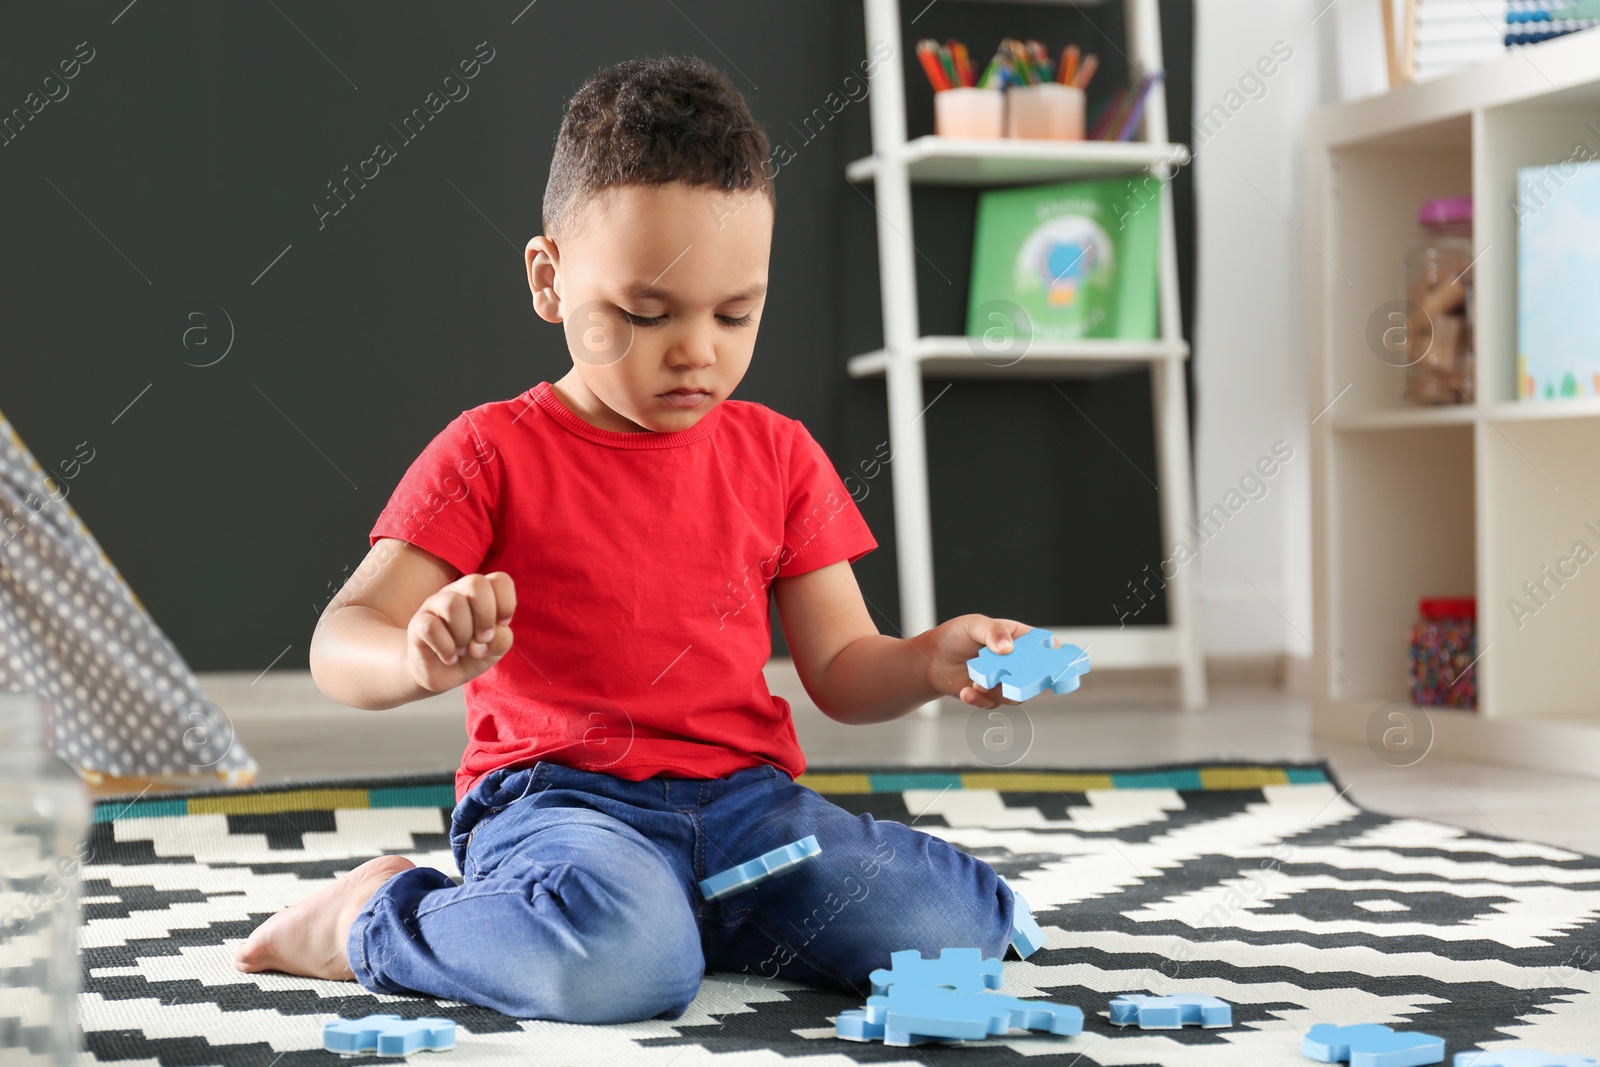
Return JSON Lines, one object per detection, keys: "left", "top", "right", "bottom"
{"left": 1306, "top": 29, "right": 1600, "bottom": 779}
{"left": 853, "top": 0, "right": 1205, "bottom": 711}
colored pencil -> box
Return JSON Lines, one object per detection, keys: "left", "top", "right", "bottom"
{"left": 1114, "top": 72, "right": 1163, "bottom": 141}
{"left": 1060, "top": 44, "right": 1080, "bottom": 86}
{"left": 947, "top": 39, "right": 974, "bottom": 87}
{"left": 916, "top": 39, "right": 951, "bottom": 91}
{"left": 977, "top": 52, "right": 1003, "bottom": 89}
{"left": 1073, "top": 54, "right": 1098, "bottom": 90}
{"left": 1027, "top": 39, "right": 1053, "bottom": 82}
{"left": 1088, "top": 87, "right": 1126, "bottom": 140}
{"left": 938, "top": 44, "right": 961, "bottom": 89}
{"left": 1005, "top": 38, "right": 1035, "bottom": 84}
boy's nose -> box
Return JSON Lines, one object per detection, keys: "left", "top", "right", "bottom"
{"left": 666, "top": 331, "right": 717, "bottom": 370}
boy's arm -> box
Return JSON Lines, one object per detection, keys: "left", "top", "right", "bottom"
{"left": 774, "top": 561, "right": 1026, "bottom": 724}
{"left": 309, "top": 538, "right": 516, "bottom": 710}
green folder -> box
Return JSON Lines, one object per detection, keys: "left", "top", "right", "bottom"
{"left": 966, "top": 176, "right": 1162, "bottom": 342}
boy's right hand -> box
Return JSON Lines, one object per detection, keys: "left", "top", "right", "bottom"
{"left": 405, "top": 572, "right": 517, "bottom": 693}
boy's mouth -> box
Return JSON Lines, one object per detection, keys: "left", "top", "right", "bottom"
{"left": 659, "top": 388, "right": 712, "bottom": 408}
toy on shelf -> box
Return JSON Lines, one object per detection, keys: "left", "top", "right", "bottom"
{"left": 1451, "top": 1053, "right": 1596, "bottom": 1067}
{"left": 1109, "top": 993, "right": 1232, "bottom": 1029}
{"left": 1004, "top": 880, "right": 1047, "bottom": 958}
{"left": 968, "top": 629, "right": 1090, "bottom": 701}
{"left": 1304, "top": 1023, "right": 1446, "bottom": 1067}
{"left": 323, "top": 1015, "right": 457, "bottom": 1056}
{"left": 698, "top": 835, "right": 820, "bottom": 902}
{"left": 870, "top": 948, "right": 1002, "bottom": 997}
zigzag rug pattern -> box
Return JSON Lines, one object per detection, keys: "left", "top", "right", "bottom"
{"left": 50, "top": 764, "right": 1600, "bottom": 1065}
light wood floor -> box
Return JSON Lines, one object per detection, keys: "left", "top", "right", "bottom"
{"left": 204, "top": 663, "right": 1600, "bottom": 856}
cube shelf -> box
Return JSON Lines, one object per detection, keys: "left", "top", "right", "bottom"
{"left": 1306, "top": 30, "right": 1600, "bottom": 778}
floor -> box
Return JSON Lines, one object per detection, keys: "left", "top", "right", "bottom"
{"left": 204, "top": 662, "right": 1600, "bottom": 856}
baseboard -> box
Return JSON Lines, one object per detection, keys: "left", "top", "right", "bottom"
{"left": 1068, "top": 654, "right": 1311, "bottom": 694}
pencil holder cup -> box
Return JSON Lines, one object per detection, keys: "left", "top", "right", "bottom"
{"left": 1004, "top": 84, "right": 1085, "bottom": 140}
{"left": 934, "top": 87, "right": 1004, "bottom": 139}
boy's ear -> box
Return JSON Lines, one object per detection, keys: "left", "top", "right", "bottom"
{"left": 526, "top": 236, "right": 562, "bottom": 324}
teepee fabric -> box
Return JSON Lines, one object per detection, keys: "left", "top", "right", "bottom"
{"left": 0, "top": 411, "right": 254, "bottom": 784}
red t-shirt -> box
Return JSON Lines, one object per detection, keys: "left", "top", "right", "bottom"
{"left": 369, "top": 381, "right": 878, "bottom": 800}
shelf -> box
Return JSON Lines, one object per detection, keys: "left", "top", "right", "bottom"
{"left": 1325, "top": 423, "right": 1475, "bottom": 708}
{"left": 1328, "top": 405, "right": 1476, "bottom": 431}
{"left": 847, "top": 336, "right": 1186, "bottom": 380}
{"left": 1308, "top": 29, "right": 1600, "bottom": 769}
{"left": 1482, "top": 397, "right": 1600, "bottom": 422}
{"left": 1308, "top": 30, "right": 1600, "bottom": 150}
{"left": 846, "top": 136, "right": 1190, "bottom": 187}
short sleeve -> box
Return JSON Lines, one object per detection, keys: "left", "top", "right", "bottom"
{"left": 777, "top": 421, "right": 878, "bottom": 578}
{"left": 369, "top": 412, "right": 500, "bottom": 576}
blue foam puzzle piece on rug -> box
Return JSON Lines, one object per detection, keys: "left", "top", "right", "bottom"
{"left": 323, "top": 1015, "right": 457, "bottom": 1056}
{"left": 869, "top": 947, "right": 1002, "bottom": 996}
{"left": 1453, "top": 1053, "right": 1597, "bottom": 1067}
{"left": 834, "top": 1009, "right": 940, "bottom": 1046}
{"left": 1109, "top": 993, "right": 1232, "bottom": 1029}
{"left": 699, "top": 835, "right": 821, "bottom": 901}
{"left": 967, "top": 629, "right": 1091, "bottom": 701}
{"left": 1005, "top": 882, "right": 1047, "bottom": 958}
{"left": 863, "top": 987, "right": 1084, "bottom": 1045}
{"left": 1304, "top": 1023, "right": 1446, "bottom": 1067}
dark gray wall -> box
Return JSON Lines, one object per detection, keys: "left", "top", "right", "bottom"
{"left": 2, "top": 1, "right": 1193, "bottom": 672}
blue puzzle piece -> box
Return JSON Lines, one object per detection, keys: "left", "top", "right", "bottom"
{"left": 1305, "top": 1023, "right": 1446, "bottom": 1067}
{"left": 967, "top": 629, "right": 1091, "bottom": 701}
{"left": 869, "top": 947, "right": 1002, "bottom": 996}
{"left": 1109, "top": 993, "right": 1232, "bottom": 1029}
{"left": 1004, "top": 881, "right": 1047, "bottom": 958}
{"left": 1454, "top": 1054, "right": 1597, "bottom": 1067}
{"left": 323, "top": 1015, "right": 456, "bottom": 1056}
{"left": 699, "top": 836, "right": 821, "bottom": 901}
{"left": 865, "top": 987, "right": 1084, "bottom": 1045}
{"left": 834, "top": 1008, "right": 940, "bottom": 1046}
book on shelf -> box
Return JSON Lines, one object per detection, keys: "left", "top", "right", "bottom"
{"left": 1516, "top": 161, "right": 1600, "bottom": 400}
{"left": 966, "top": 177, "right": 1160, "bottom": 344}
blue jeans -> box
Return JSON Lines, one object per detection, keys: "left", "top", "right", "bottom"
{"left": 347, "top": 761, "right": 1017, "bottom": 1022}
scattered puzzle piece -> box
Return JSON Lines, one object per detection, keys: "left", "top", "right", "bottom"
{"left": 1006, "top": 883, "right": 1047, "bottom": 958}
{"left": 967, "top": 629, "right": 1091, "bottom": 701}
{"left": 869, "top": 948, "right": 1002, "bottom": 997}
{"left": 1453, "top": 1054, "right": 1597, "bottom": 1067}
{"left": 865, "top": 987, "right": 1084, "bottom": 1045}
{"left": 1109, "top": 993, "right": 1232, "bottom": 1029}
{"left": 835, "top": 1008, "right": 941, "bottom": 1046}
{"left": 699, "top": 835, "right": 821, "bottom": 901}
{"left": 323, "top": 1015, "right": 457, "bottom": 1056}
{"left": 1304, "top": 1023, "right": 1446, "bottom": 1067}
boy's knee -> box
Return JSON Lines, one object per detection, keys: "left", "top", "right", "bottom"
{"left": 498, "top": 860, "right": 704, "bottom": 1022}
{"left": 828, "top": 860, "right": 1012, "bottom": 985}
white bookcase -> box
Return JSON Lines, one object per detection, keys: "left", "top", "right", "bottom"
{"left": 1306, "top": 29, "right": 1600, "bottom": 778}
{"left": 852, "top": 0, "right": 1205, "bottom": 711}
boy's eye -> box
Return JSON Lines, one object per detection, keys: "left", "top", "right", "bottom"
{"left": 620, "top": 310, "right": 666, "bottom": 327}
{"left": 719, "top": 312, "right": 755, "bottom": 327}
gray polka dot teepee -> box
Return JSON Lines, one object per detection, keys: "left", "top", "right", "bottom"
{"left": 0, "top": 412, "right": 255, "bottom": 787}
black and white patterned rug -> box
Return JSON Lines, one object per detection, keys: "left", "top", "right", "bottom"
{"left": 72, "top": 764, "right": 1600, "bottom": 1065}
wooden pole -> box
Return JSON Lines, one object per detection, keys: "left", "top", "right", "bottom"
{"left": 1381, "top": 0, "right": 1400, "bottom": 87}
{"left": 1400, "top": 0, "right": 1419, "bottom": 84}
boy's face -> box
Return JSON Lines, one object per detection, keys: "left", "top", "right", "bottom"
{"left": 527, "top": 182, "right": 773, "bottom": 434}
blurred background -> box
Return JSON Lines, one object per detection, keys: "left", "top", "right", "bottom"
{"left": 2, "top": 0, "right": 1361, "bottom": 676}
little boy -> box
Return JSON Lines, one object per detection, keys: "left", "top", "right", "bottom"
{"left": 234, "top": 55, "right": 1035, "bottom": 1024}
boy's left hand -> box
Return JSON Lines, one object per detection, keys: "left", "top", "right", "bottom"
{"left": 915, "top": 614, "right": 1034, "bottom": 710}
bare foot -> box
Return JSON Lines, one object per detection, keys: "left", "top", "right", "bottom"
{"left": 233, "top": 855, "right": 415, "bottom": 980}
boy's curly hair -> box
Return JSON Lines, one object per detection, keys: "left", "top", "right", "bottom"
{"left": 543, "top": 56, "right": 775, "bottom": 240}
